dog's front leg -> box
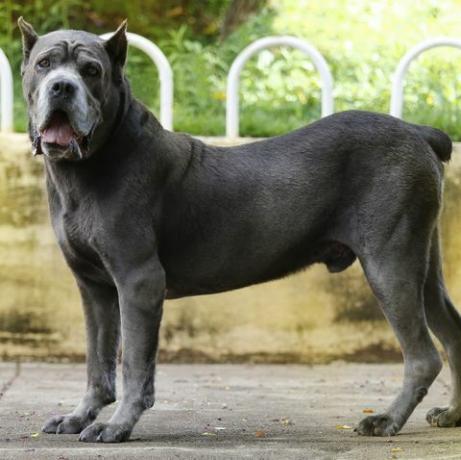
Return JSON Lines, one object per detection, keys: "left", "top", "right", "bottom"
{"left": 79, "top": 256, "right": 165, "bottom": 443}
{"left": 43, "top": 279, "right": 120, "bottom": 434}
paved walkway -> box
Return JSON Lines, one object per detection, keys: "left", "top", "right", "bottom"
{"left": 0, "top": 363, "right": 460, "bottom": 459}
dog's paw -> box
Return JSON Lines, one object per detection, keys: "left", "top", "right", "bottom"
{"left": 427, "top": 406, "right": 461, "bottom": 427}
{"left": 355, "top": 414, "right": 400, "bottom": 436}
{"left": 42, "top": 414, "right": 91, "bottom": 434}
{"left": 79, "top": 422, "right": 131, "bottom": 443}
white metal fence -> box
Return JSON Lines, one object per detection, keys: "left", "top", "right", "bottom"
{"left": 0, "top": 48, "right": 14, "bottom": 132}
{"left": 390, "top": 38, "right": 461, "bottom": 118}
{"left": 0, "top": 34, "right": 460, "bottom": 135}
{"left": 225, "top": 36, "right": 334, "bottom": 138}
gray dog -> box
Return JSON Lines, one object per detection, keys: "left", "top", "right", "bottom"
{"left": 18, "top": 17, "right": 461, "bottom": 443}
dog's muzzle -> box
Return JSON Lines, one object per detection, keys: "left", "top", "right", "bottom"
{"left": 33, "top": 109, "right": 95, "bottom": 160}
{"left": 32, "top": 71, "right": 98, "bottom": 161}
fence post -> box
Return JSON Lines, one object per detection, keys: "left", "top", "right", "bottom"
{"left": 226, "top": 36, "right": 334, "bottom": 138}
{"left": 390, "top": 38, "right": 461, "bottom": 118}
{"left": 0, "top": 48, "right": 14, "bottom": 132}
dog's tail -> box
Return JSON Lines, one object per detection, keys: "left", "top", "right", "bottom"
{"left": 414, "top": 125, "right": 452, "bottom": 162}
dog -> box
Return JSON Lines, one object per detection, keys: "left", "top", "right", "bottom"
{"left": 18, "top": 17, "right": 461, "bottom": 443}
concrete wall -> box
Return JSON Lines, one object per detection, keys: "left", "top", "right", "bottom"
{"left": 1, "top": 133, "right": 460, "bottom": 363}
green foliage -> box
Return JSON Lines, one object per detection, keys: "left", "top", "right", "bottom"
{"left": 2, "top": 0, "right": 461, "bottom": 138}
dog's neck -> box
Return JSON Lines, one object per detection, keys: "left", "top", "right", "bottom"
{"left": 106, "top": 78, "right": 131, "bottom": 145}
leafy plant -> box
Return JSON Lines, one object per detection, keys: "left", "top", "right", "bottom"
{"left": 2, "top": 0, "right": 461, "bottom": 138}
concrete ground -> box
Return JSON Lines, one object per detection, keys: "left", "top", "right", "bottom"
{"left": 0, "top": 363, "right": 460, "bottom": 459}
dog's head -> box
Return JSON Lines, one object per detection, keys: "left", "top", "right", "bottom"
{"left": 18, "top": 18, "right": 128, "bottom": 161}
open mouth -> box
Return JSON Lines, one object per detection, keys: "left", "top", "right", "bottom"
{"left": 35, "top": 110, "right": 91, "bottom": 159}
{"left": 42, "top": 110, "right": 81, "bottom": 146}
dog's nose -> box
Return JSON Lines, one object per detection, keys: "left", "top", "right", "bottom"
{"left": 49, "top": 80, "right": 77, "bottom": 98}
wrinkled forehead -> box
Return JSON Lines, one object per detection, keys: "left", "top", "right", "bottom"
{"left": 30, "top": 30, "right": 109, "bottom": 63}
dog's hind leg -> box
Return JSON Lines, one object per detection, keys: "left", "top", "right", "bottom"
{"left": 42, "top": 279, "right": 120, "bottom": 434}
{"left": 355, "top": 218, "right": 442, "bottom": 436}
{"left": 424, "top": 229, "right": 461, "bottom": 427}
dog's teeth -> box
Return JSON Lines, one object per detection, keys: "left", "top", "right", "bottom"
{"left": 71, "top": 138, "right": 84, "bottom": 159}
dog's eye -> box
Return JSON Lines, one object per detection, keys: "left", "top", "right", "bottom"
{"left": 83, "top": 64, "right": 100, "bottom": 77}
{"left": 37, "top": 58, "right": 50, "bottom": 69}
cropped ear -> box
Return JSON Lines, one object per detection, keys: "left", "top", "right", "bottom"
{"left": 18, "top": 17, "right": 39, "bottom": 65}
{"left": 104, "top": 20, "right": 128, "bottom": 83}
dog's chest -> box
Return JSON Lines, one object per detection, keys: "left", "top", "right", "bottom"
{"left": 51, "top": 194, "right": 108, "bottom": 276}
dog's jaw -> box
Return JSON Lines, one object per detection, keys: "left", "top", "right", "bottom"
{"left": 31, "top": 110, "right": 96, "bottom": 161}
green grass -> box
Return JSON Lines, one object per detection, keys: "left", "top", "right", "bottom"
{"left": 4, "top": 0, "right": 461, "bottom": 138}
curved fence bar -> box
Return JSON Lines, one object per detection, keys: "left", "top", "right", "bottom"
{"left": 390, "top": 38, "right": 461, "bottom": 118}
{"left": 226, "top": 36, "right": 334, "bottom": 138}
{"left": 0, "top": 48, "right": 14, "bottom": 132}
{"left": 101, "top": 31, "right": 174, "bottom": 130}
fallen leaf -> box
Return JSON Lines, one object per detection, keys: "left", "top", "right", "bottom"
{"left": 335, "top": 424, "right": 353, "bottom": 430}
{"left": 362, "top": 408, "right": 375, "bottom": 414}
{"left": 391, "top": 447, "right": 403, "bottom": 453}
{"left": 255, "top": 430, "right": 266, "bottom": 438}
{"left": 201, "top": 432, "right": 217, "bottom": 436}
{"left": 281, "top": 417, "right": 293, "bottom": 426}
{"left": 31, "top": 432, "right": 40, "bottom": 438}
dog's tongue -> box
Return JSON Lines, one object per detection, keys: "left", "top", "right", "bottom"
{"left": 42, "top": 112, "right": 74, "bottom": 146}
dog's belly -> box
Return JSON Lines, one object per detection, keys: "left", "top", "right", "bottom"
{"left": 163, "top": 240, "right": 356, "bottom": 299}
